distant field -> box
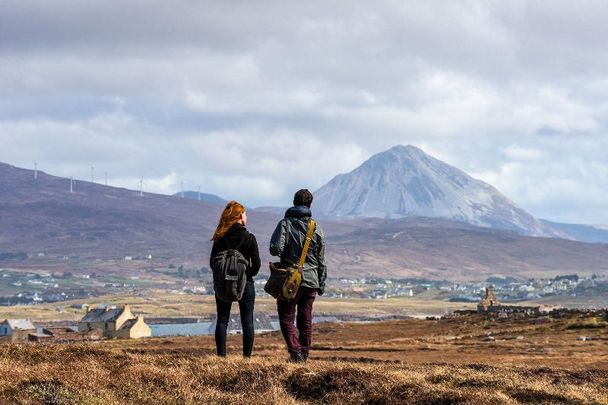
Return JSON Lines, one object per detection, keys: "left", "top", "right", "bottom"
{"left": 0, "top": 291, "right": 477, "bottom": 321}
{"left": 0, "top": 312, "right": 606, "bottom": 404}
{"left": 4, "top": 289, "right": 608, "bottom": 323}
{"left": 527, "top": 294, "right": 608, "bottom": 309}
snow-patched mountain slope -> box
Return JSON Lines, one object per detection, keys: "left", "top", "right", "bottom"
{"left": 314, "top": 145, "right": 559, "bottom": 237}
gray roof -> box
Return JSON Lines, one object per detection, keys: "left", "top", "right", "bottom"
{"left": 119, "top": 318, "right": 138, "bottom": 330}
{"left": 80, "top": 307, "right": 124, "bottom": 323}
{"left": 80, "top": 308, "right": 106, "bottom": 322}
{"left": 3, "top": 319, "right": 35, "bottom": 330}
{"left": 101, "top": 308, "right": 124, "bottom": 322}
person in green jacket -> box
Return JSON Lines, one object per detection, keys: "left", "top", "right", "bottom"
{"left": 270, "top": 189, "right": 327, "bottom": 362}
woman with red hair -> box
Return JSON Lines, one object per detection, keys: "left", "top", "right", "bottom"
{"left": 210, "top": 200, "right": 261, "bottom": 357}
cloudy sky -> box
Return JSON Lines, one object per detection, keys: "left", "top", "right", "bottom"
{"left": 1, "top": 1, "right": 607, "bottom": 223}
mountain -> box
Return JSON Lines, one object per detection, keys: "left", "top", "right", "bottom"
{"left": 540, "top": 220, "right": 608, "bottom": 244}
{"left": 314, "top": 145, "right": 559, "bottom": 237}
{"left": 2, "top": 160, "right": 608, "bottom": 281}
{"left": 173, "top": 191, "right": 227, "bottom": 206}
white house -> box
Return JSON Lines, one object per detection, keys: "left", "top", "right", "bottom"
{"left": 79, "top": 304, "right": 151, "bottom": 339}
{"left": 0, "top": 319, "right": 36, "bottom": 341}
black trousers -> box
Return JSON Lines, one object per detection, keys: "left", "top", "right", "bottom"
{"left": 215, "top": 280, "right": 255, "bottom": 357}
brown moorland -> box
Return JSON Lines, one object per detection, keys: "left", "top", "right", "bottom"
{"left": 1, "top": 312, "right": 607, "bottom": 404}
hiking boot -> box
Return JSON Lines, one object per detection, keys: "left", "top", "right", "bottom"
{"left": 288, "top": 353, "right": 306, "bottom": 363}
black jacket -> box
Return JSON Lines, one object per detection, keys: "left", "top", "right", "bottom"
{"left": 210, "top": 223, "right": 261, "bottom": 281}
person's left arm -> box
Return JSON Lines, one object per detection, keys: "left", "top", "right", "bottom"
{"left": 248, "top": 234, "right": 261, "bottom": 277}
{"left": 316, "top": 227, "right": 327, "bottom": 295}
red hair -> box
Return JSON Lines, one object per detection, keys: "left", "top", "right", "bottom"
{"left": 211, "top": 200, "right": 245, "bottom": 241}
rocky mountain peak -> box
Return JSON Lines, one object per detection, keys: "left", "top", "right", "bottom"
{"left": 313, "top": 145, "right": 559, "bottom": 237}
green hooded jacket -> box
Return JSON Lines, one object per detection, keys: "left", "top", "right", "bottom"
{"left": 269, "top": 205, "right": 327, "bottom": 293}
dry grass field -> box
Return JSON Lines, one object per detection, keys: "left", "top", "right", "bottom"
{"left": 1, "top": 312, "right": 607, "bottom": 404}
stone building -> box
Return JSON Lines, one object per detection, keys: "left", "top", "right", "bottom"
{"left": 79, "top": 304, "right": 151, "bottom": 339}
{"left": 477, "top": 286, "right": 540, "bottom": 316}
{"left": 27, "top": 326, "right": 99, "bottom": 342}
{"left": 477, "top": 286, "right": 499, "bottom": 312}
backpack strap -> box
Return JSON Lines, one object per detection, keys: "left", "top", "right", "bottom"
{"left": 297, "top": 219, "right": 316, "bottom": 272}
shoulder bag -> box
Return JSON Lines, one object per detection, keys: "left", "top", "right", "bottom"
{"left": 264, "top": 219, "right": 316, "bottom": 300}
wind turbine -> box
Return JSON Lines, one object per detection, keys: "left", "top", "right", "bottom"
{"left": 197, "top": 185, "right": 201, "bottom": 201}
{"left": 91, "top": 166, "right": 95, "bottom": 183}
{"left": 34, "top": 162, "right": 38, "bottom": 179}
{"left": 70, "top": 177, "right": 74, "bottom": 193}
{"left": 139, "top": 178, "right": 144, "bottom": 197}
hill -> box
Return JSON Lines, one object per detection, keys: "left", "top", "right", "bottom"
{"left": 541, "top": 219, "right": 608, "bottom": 244}
{"left": 0, "top": 162, "right": 280, "bottom": 273}
{"left": 172, "top": 191, "right": 228, "bottom": 206}
{"left": 326, "top": 217, "right": 608, "bottom": 280}
{"left": 2, "top": 161, "right": 608, "bottom": 281}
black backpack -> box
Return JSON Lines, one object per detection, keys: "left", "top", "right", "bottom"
{"left": 211, "top": 238, "right": 249, "bottom": 302}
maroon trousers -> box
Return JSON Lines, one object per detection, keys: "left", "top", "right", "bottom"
{"left": 277, "top": 286, "right": 317, "bottom": 358}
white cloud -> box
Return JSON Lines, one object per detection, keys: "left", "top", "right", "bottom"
{"left": 143, "top": 172, "right": 178, "bottom": 194}
{"left": 472, "top": 148, "right": 608, "bottom": 223}
{"left": 1, "top": 1, "right": 608, "bottom": 221}
{"left": 502, "top": 145, "right": 543, "bottom": 161}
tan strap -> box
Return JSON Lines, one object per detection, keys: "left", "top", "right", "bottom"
{"left": 297, "top": 219, "right": 316, "bottom": 271}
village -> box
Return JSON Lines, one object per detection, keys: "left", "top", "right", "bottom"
{"left": 318, "top": 273, "right": 607, "bottom": 301}
{"left": 1, "top": 265, "right": 606, "bottom": 306}
{"left": 0, "top": 303, "right": 151, "bottom": 342}
{"left": 2, "top": 263, "right": 607, "bottom": 344}
{"left": 2, "top": 285, "right": 607, "bottom": 344}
